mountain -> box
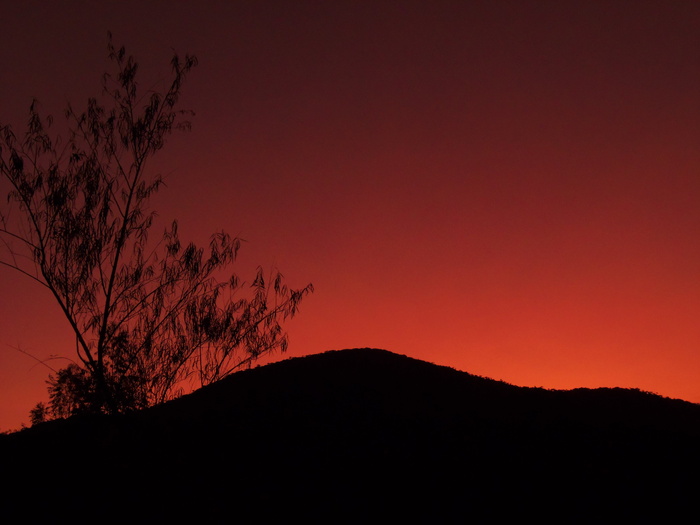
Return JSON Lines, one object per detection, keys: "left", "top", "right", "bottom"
{"left": 2, "top": 348, "right": 699, "bottom": 522}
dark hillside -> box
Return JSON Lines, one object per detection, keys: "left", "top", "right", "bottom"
{"left": 2, "top": 348, "right": 700, "bottom": 522}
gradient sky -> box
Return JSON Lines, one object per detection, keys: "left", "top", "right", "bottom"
{"left": 1, "top": 0, "right": 699, "bottom": 431}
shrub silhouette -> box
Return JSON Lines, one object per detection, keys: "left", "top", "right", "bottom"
{"left": 0, "top": 35, "right": 312, "bottom": 420}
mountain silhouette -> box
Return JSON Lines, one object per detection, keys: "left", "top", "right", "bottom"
{"left": 2, "top": 348, "right": 699, "bottom": 522}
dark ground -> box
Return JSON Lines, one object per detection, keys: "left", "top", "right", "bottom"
{"left": 2, "top": 348, "right": 699, "bottom": 523}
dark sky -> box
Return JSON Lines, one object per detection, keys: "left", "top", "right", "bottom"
{"left": 1, "top": 0, "right": 700, "bottom": 430}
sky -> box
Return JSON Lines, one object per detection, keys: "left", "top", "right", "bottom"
{"left": 1, "top": 0, "right": 699, "bottom": 431}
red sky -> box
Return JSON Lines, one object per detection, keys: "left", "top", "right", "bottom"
{"left": 1, "top": 1, "right": 699, "bottom": 431}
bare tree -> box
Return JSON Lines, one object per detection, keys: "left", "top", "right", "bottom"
{"left": 0, "top": 36, "right": 313, "bottom": 419}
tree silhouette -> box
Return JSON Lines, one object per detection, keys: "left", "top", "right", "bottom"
{"left": 0, "top": 36, "right": 313, "bottom": 419}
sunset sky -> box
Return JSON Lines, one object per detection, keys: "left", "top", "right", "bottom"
{"left": 1, "top": 1, "right": 699, "bottom": 431}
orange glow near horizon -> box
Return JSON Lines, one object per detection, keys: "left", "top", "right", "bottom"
{"left": 1, "top": 1, "right": 700, "bottom": 431}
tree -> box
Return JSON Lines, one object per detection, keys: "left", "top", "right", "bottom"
{"left": 0, "top": 36, "right": 313, "bottom": 420}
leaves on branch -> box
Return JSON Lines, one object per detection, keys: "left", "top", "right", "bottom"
{"left": 0, "top": 36, "right": 312, "bottom": 421}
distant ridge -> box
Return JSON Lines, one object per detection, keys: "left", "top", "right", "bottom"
{"left": 3, "top": 348, "right": 700, "bottom": 522}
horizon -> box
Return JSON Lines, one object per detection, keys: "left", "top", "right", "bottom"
{"left": 1, "top": 1, "right": 700, "bottom": 431}
{"left": 4, "top": 346, "right": 696, "bottom": 433}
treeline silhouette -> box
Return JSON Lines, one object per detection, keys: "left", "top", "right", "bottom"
{"left": 2, "top": 348, "right": 699, "bottom": 522}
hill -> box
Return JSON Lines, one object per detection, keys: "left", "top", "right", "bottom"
{"left": 2, "top": 348, "right": 699, "bottom": 522}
